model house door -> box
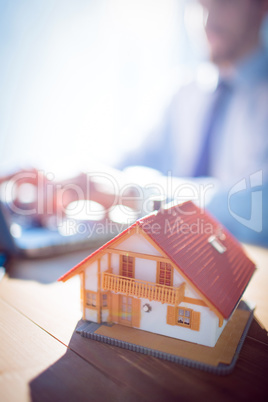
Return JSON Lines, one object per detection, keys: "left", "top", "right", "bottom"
{"left": 110, "top": 293, "right": 141, "bottom": 328}
{"left": 119, "top": 295, "right": 132, "bottom": 326}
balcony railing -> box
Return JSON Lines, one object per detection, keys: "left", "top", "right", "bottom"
{"left": 102, "top": 272, "right": 185, "bottom": 305}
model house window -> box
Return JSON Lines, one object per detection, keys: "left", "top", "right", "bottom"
{"left": 102, "top": 293, "right": 108, "bottom": 308}
{"left": 86, "top": 291, "right": 97, "bottom": 308}
{"left": 158, "top": 262, "right": 173, "bottom": 286}
{"left": 120, "top": 255, "right": 134, "bottom": 278}
{"left": 178, "top": 308, "right": 192, "bottom": 327}
{"left": 166, "top": 306, "right": 200, "bottom": 331}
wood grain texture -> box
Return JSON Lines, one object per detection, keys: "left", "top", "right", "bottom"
{"left": 0, "top": 300, "right": 135, "bottom": 402}
{"left": 0, "top": 245, "right": 267, "bottom": 402}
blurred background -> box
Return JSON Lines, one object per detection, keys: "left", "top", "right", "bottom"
{"left": 0, "top": 0, "right": 223, "bottom": 175}
{"left": 1, "top": 0, "right": 268, "bottom": 250}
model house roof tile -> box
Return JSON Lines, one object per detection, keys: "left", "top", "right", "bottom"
{"left": 59, "top": 201, "right": 256, "bottom": 319}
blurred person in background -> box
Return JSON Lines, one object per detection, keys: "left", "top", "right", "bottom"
{"left": 119, "top": 0, "right": 268, "bottom": 246}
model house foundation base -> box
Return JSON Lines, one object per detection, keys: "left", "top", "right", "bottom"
{"left": 76, "top": 301, "right": 253, "bottom": 375}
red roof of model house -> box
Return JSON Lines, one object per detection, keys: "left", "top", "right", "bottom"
{"left": 59, "top": 201, "right": 256, "bottom": 319}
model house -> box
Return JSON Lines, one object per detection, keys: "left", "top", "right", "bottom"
{"left": 59, "top": 201, "right": 255, "bottom": 347}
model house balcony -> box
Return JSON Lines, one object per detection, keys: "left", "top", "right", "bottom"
{"left": 102, "top": 272, "right": 185, "bottom": 305}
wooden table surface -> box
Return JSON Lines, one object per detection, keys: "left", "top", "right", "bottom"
{"left": 0, "top": 244, "right": 267, "bottom": 402}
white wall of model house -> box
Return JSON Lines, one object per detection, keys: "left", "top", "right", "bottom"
{"left": 84, "top": 254, "right": 110, "bottom": 322}
{"left": 138, "top": 299, "right": 220, "bottom": 347}
{"left": 83, "top": 232, "right": 227, "bottom": 346}
{"left": 114, "top": 233, "right": 162, "bottom": 256}
{"left": 84, "top": 259, "right": 97, "bottom": 321}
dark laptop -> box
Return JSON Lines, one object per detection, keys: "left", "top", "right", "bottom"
{"left": 0, "top": 201, "right": 117, "bottom": 258}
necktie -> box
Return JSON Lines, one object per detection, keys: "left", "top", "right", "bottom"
{"left": 193, "top": 81, "right": 232, "bottom": 177}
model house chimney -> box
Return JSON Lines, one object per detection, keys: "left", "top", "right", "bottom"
{"left": 150, "top": 195, "right": 166, "bottom": 212}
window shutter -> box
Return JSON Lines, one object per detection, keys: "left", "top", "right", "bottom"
{"left": 191, "top": 311, "right": 200, "bottom": 331}
{"left": 132, "top": 298, "right": 141, "bottom": 328}
{"left": 166, "top": 306, "right": 176, "bottom": 325}
{"left": 111, "top": 293, "right": 119, "bottom": 323}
